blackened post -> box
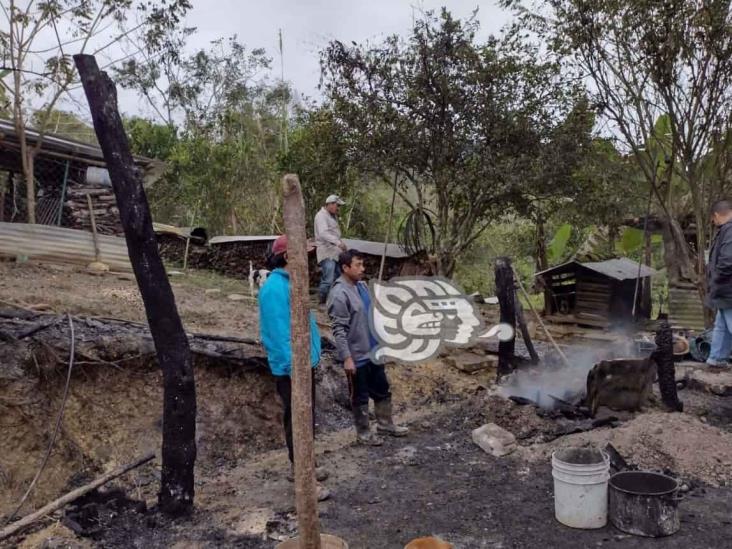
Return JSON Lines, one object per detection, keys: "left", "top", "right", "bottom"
{"left": 514, "top": 294, "right": 539, "bottom": 364}
{"left": 73, "top": 55, "right": 197, "bottom": 516}
{"left": 495, "top": 257, "right": 516, "bottom": 377}
{"left": 654, "top": 315, "right": 683, "bottom": 412}
{"left": 282, "top": 174, "right": 321, "bottom": 548}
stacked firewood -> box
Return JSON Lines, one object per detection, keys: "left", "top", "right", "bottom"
{"left": 64, "top": 183, "right": 123, "bottom": 235}
{"left": 156, "top": 234, "right": 210, "bottom": 269}
{"left": 206, "top": 240, "right": 321, "bottom": 285}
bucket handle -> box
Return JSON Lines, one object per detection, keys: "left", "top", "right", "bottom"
{"left": 668, "top": 491, "right": 685, "bottom": 503}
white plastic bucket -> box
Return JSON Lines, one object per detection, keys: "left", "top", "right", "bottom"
{"left": 552, "top": 447, "right": 610, "bottom": 529}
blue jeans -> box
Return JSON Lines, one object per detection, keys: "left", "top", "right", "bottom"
{"left": 319, "top": 258, "right": 340, "bottom": 303}
{"left": 708, "top": 309, "right": 732, "bottom": 364}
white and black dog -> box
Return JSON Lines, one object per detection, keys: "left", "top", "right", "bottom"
{"left": 248, "top": 261, "right": 270, "bottom": 297}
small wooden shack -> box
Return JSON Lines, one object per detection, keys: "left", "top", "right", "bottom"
{"left": 536, "top": 258, "right": 656, "bottom": 328}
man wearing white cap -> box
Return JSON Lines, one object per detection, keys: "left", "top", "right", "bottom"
{"left": 314, "top": 194, "right": 347, "bottom": 304}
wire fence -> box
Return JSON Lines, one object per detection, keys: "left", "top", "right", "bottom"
{"left": 0, "top": 154, "right": 94, "bottom": 229}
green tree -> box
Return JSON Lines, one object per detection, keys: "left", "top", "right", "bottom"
{"left": 282, "top": 106, "right": 361, "bottom": 232}
{"left": 320, "top": 9, "right": 585, "bottom": 276}
{"left": 504, "top": 0, "right": 732, "bottom": 315}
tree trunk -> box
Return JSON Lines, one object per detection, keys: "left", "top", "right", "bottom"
{"left": 74, "top": 54, "right": 197, "bottom": 517}
{"left": 18, "top": 132, "right": 36, "bottom": 224}
{"left": 692, "top": 203, "right": 713, "bottom": 327}
{"left": 282, "top": 174, "right": 321, "bottom": 548}
{"left": 660, "top": 216, "right": 696, "bottom": 287}
{"left": 535, "top": 216, "right": 552, "bottom": 314}
{"left": 495, "top": 257, "right": 516, "bottom": 377}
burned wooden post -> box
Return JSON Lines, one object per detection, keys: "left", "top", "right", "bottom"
{"left": 514, "top": 294, "right": 539, "bottom": 364}
{"left": 495, "top": 257, "right": 516, "bottom": 376}
{"left": 282, "top": 174, "right": 321, "bottom": 548}
{"left": 74, "top": 55, "right": 197, "bottom": 516}
{"left": 654, "top": 315, "right": 683, "bottom": 412}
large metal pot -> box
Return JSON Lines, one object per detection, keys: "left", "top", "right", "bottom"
{"left": 608, "top": 471, "right": 681, "bottom": 537}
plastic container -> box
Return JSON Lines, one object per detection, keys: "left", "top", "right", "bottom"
{"left": 276, "top": 533, "right": 348, "bottom": 549}
{"left": 552, "top": 447, "right": 610, "bottom": 529}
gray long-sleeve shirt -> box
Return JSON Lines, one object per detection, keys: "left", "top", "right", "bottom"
{"left": 314, "top": 207, "right": 343, "bottom": 263}
{"left": 326, "top": 276, "right": 373, "bottom": 364}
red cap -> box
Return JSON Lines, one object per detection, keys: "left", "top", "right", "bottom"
{"left": 272, "top": 235, "right": 315, "bottom": 255}
{"left": 272, "top": 235, "right": 288, "bottom": 255}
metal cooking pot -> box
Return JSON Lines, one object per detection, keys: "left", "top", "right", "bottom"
{"left": 608, "top": 471, "right": 682, "bottom": 537}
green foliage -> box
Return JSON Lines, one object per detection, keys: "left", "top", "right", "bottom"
{"left": 320, "top": 8, "right": 586, "bottom": 276}
{"left": 619, "top": 227, "right": 644, "bottom": 254}
{"left": 547, "top": 224, "right": 572, "bottom": 265}
{"left": 31, "top": 110, "right": 97, "bottom": 143}
{"left": 126, "top": 117, "right": 178, "bottom": 159}
{"left": 281, "top": 107, "right": 360, "bottom": 230}
{"left": 453, "top": 219, "right": 537, "bottom": 294}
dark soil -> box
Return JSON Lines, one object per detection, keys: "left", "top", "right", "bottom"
{"left": 51, "top": 400, "right": 732, "bottom": 549}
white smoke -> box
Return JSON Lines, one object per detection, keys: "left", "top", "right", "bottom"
{"left": 498, "top": 339, "right": 640, "bottom": 409}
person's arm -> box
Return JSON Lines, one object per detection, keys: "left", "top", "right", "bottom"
{"left": 327, "top": 291, "right": 356, "bottom": 373}
{"left": 315, "top": 211, "right": 345, "bottom": 249}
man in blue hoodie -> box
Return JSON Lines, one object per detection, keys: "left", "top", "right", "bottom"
{"left": 259, "top": 235, "right": 329, "bottom": 499}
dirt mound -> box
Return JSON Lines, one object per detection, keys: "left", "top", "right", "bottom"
{"left": 0, "top": 356, "right": 284, "bottom": 518}
{"left": 526, "top": 411, "right": 732, "bottom": 486}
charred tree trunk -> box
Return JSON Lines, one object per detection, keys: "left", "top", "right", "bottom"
{"left": 74, "top": 55, "right": 197, "bottom": 516}
{"left": 282, "top": 174, "right": 321, "bottom": 548}
{"left": 653, "top": 315, "right": 683, "bottom": 412}
{"left": 514, "top": 294, "right": 539, "bottom": 364}
{"left": 495, "top": 257, "right": 516, "bottom": 377}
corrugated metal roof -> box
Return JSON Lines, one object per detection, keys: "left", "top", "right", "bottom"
{"left": 536, "top": 258, "right": 656, "bottom": 281}
{"left": 343, "top": 238, "right": 411, "bottom": 259}
{"left": 153, "top": 222, "right": 207, "bottom": 242}
{"left": 0, "top": 222, "right": 131, "bottom": 271}
{"left": 209, "top": 235, "right": 278, "bottom": 245}
{"left": 0, "top": 118, "right": 152, "bottom": 166}
{"left": 208, "top": 234, "right": 412, "bottom": 259}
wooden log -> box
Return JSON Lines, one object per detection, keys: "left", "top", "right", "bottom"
{"left": 0, "top": 453, "right": 155, "bottom": 541}
{"left": 74, "top": 54, "right": 197, "bottom": 517}
{"left": 495, "top": 257, "right": 516, "bottom": 377}
{"left": 0, "top": 309, "right": 268, "bottom": 369}
{"left": 282, "top": 174, "right": 321, "bottom": 548}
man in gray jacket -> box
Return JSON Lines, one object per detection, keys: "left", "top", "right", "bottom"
{"left": 314, "top": 194, "right": 347, "bottom": 304}
{"left": 706, "top": 199, "right": 732, "bottom": 369}
{"left": 327, "top": 249, "right": 409, "bottom": 444}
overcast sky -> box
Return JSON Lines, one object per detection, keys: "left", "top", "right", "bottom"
{"left": 113, "top": 0, "right": 513, "bottom": 117}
